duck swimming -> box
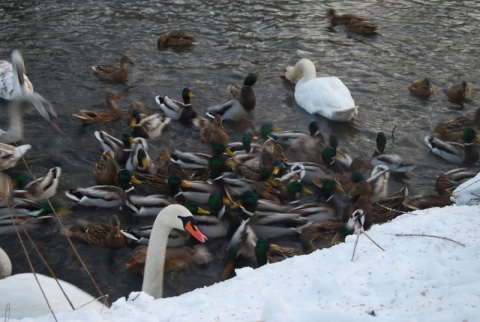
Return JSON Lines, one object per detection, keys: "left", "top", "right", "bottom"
{"left": 92, "top": 56, "right": 135, "bottom": 82}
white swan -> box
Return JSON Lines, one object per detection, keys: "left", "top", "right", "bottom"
{"left": 281, "top": 58, "right": 358, "bottom": 122}
{"left": 0, "top": 204, "right": 207, "bottom": 319}
{"left": 0, "top": 92, "right": 61, "bottom": 143}
{"left": 0, "top": 49, "right": 34, "bottom": 100}
{"left": 0, "top": 247, "right": 12, "bottom": 279}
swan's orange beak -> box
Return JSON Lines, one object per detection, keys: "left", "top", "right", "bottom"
{"left": 184, "top": 219, "right": 208, "bottom": 243}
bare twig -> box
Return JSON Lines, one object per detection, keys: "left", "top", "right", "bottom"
{"left": 391, "top": 126, "right": 397, "bottom": 145}
{"left": 395, "top": 233, "right": 466, "bottom": 247}
{"left": 374, "top": 202, "right": 407, "bottom": 214}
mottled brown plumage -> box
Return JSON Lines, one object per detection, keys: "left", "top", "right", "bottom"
{"left": 93, "top": 151, "right": 120, "bottom": 185}
{"left": 447, "top": 81, "right": 473, "bottom": 101}
{"left": 157, "top": 31, "right": 199, "bottom": 49}
{"left": 72, "top": 92, "right": 123, "bottom": 123}
{"left": 433, "top": 108, "right": 480, "bottom": 143}
{"left": 409, "top": 78, "right": 436, "bottom": 97}
{"left": 67, "top": 214, "right": 126, "bottom": 248}
{"left": 327, "top": 9, "right": 364, "bottom": 26}
{"left": 92, "top": 56, "right": 135, "bottom": 82}
{"left": 192, "top": 114, "right": 229, "bottom": 144}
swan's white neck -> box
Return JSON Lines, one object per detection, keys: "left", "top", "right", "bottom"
{"left": 2, "top": 100, "right": 26, "bottom": 143}
{"left": 141, "top": 218, "right": 171, "bottom": 299}
{"left": 294, "top": 59, "right": 316, "bottom": 85}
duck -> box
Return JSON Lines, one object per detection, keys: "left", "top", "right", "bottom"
{"left": 192, "top": 114, "right": 229, "bottom": 144}
{"left": 92, "top": 55, "right": 135, "bottom": 82}
{"left": 346, "top": 20, "right": 378, "bottom": 35}
{"left": 72, "top": 92, "right": 123, "bottom": 123}
{"left": 126, "top": 138, "right": 154, "bottom": 174}
{"left": 66, "top": 214, "right": 127, "bottom": 248}
{"left": 450, "top": 171, "right": 480, "bottom": 206}
{"left": 206, "top": 73, "right": 257, "bottom": 121}
{"left": 126, "top": 243, "right": 212, "bottom": 276}
{"left": 254, "top": 239, "right": 304, "bottom": 266}
{"left": 157, "top": 31, "right": 199, "bottom": 49}
{"left": 370, "top": 132, "right": 417, "bottom": 173}
{"left": 432, "top": 108, "right": 480, "bottom": 143}
{"left": 93, "top": 150, "right": 120, "bottom": 185}
{"left": 281, "top": 59, "right": 357, "bottom": 122}
{"left": 154, "top": 87, "right": 197, "bottom": 124}
{"left": 0, "top": 143, "right": 31, "bottom": 170}
{"left": 447, "top": 81, "right": 473, "bottom": 101}
{"left": 408, "top": 78, "right": 436, "bottom": 97}
{"left": 326, "top": 9, "right": 365, "bottom": 27}
{"left": 0, "top": 204, "right": 208, "bottom": 318}
{"left": 0, "top": 92, "right": 61, "bottom": 144}
{"left": 402, "top": 175, "right": 452, "bottom": 211}
{"left": 425, "top": 127, "right": 479, "bottom": 165}
{"left": 126, "top": 102, "right": 148, "bottom": 127}
{"left": 0, "top": 49, "right": 34, "bottom": 100}
{"left": 94, "top": 131, "right": 138, "bottom": 164}
{"left": 65, "top": 169, "right": 142, "bottom": 213}
{"left": 130, "top": 113, "right": 171, "bottom": 139}
{"left": 12, "top": 167, "right": 62, "bottom": 202}
{"left": 443, "top": 166, "right": 480, "bottom": 188}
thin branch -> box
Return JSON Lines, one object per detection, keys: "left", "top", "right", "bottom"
{"left": 374, "top": 202, "right": 407, "bottom": 214}
{"left": 395, "top": 233, "right": 466, "bottom": 247}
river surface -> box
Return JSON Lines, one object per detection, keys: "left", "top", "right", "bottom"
{"left": 0, "top": 0, "right": 479, "bottom": 305}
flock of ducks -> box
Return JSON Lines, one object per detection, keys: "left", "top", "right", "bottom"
{"left": 0, "top": 7, "right": 478, "bottom": 319}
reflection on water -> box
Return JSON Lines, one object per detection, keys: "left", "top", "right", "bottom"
{"left": 0, "top": 0, "right": 479, "bottom": 303}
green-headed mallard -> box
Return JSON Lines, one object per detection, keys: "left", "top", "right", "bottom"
{"left": 66, "top": 214, "right": 126, "bottom": 248}
{"left": 72, "top": 92, "right": 123, "bottom": 124}
{"left": 425, "top": 127, "right": 479, "bottom": 165}
{"left": 65, "top": 169, "right": 142, "bottom": 213}
{"left": 155, "top": 88, "right": 197, "bottom": 124}
{"left": 403, "top": 175, "right": 451, "bottom": 211}
{"left": 12, "top": 167, "right": 61, "bottom": 202}
{"left": 409, "top": 78, "right": 436, "bottom": 97}
{"left": 130, "top": 113, "right": 171, "bottom": 139}
{"left": 94, "top": 131, "right": 138, "bottom": 165}
{"left": 157, "top": 31, "right": 199, "bottom": 49}
{"left": 432, "top": 108, "right": 480, "bottom": 144}
{"left": 255, "top": 239, "right": 304, "bottom": 266}
{"left": 370, "top": 132, "right": 417, "bottom": 173}
{"left": 206, "top": 73, "right": 257, "bottom": 121}
{"left": 126, "top": 138, "right": 154, "bottom": 174}
{"left": 92, "top": 56, "right": 135, "bottom": 82}
{"left": 127, "top": 102, "right": 148, "bottom": 127}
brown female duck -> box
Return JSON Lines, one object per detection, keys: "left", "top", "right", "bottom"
{"left": 327, "top": 9, "right": 365, "bottom": 26}
{"left": 93, "top": 150, "right": 120, "bottom": 185}
{"left": 409, "top": 78, "right": 436, "bottom": 97}
{"left": 72, "top": 92, "right": 123, "bottom": 123}
{"left": 192, "top": 114, "right": 229, "bottom": 144}
{"left": 66, "top": 214, "right": 126, "bottom": 248}
{"left": 92, "top": 56, "right": 135, "bottom": 82}
{"left": 447, "top": 81, "right": 473, "bottom": 101}
{"left": 157, "top": 31, "right": 199, "bottom": 49}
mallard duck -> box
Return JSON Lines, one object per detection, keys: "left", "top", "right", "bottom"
{"left": 322, "top": 146, "right": 344, "bottom": 174}
{"left": 131, "top": 173, "right": 192, "bottom": 196}
{"left": 66, "top": 214, "right": 126, "bottom": 248}
{"left": 346, "top": 20, "right": 378, "bottom": 35}
{"left": 126, "top": 138, "right": 154, "bottom": 174}
{"left": 93, "top": 151, "right": 120, "bottom": 185}
{"left": 409, "top": 78, "right": 436, "bottom": 97}
{"left": 0, "top": 143, "right": 30, "bottom": 171}
{"left": 403, "top": 175, "right": 451, "bottom": 211}
{"left": 425, "top": 127, "right": 479, "bottom": 165}
{"left": 281, "top": 59, "right": 357, "bottom": 122}
{"left": 227, "top": 132, "right": 261, "bottom": 155}
{"left": 0, "top": 49, "right": 34, "bottom": 100}
{"left": 450, "top": 171, "right": 480, "bottom": 205}
{"left": 443, "top": 166, "right": 480, "bottom": 188}
{"left": 130, "top": 113, "right": 171, "bottom": 139}
{"left": 327, "top": 9, "right": 365, "bottom": 27}
{"left": 447, "top": 81, "right": 473, "bottom": 101}
{"left": 157, "top": 31, "right": 199, "bottom": 49}
{"left": 65, "top": 169, "right": 142, "bottom": 212}
{"left": 206, "top": 73, "right": 257, "bottom": 121}
{"left": 432, "top": 108, "right": 480, "bottom": 143}
{"left": 155, "top": 88, "right": 197, "bottom": 123}
{"left": 91, "top": 56, "right": 135, "bottom": 82}
{"left": 127, "top": 102, "right": 148, "bottom": 127}
{"left": 370, "top": 132, "right": 417, "bottom": 173}
{"left": 0, "top": 92, "right": 60, "bottom": 144}
{"left": 192, "top": 114, "right": 229, "bottom": 144}
{"left": 72, "top": 92, "right": 123, "bottom": 123}
{"left": 297, "top": 218, "right": 347, "bottom": 253}
{"left": 12, "top": 167, "right": 61, "bottom": 202}
{"left": 126, "top": 243, "right": 212, "bottom": 277}
{"left": 255, "top": 239, "right": 304, "bottom": 266}
{"left": 94, "top": 131, "right": 138, "bottom": 164}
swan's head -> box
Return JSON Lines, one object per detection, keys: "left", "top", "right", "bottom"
{"left": 163, "top": 204, "right": 208, "bottom": 243}
{"left": 11, "top": 50, "right": 27, "bottom": 87}
{"left": 280, "top": 66, "right": 302, "bottom": 83}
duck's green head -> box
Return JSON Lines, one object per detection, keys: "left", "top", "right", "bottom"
{"left": 287, "top": 181, "right": 313, "bottom": 200}
{"left": 207, "top": 190, "right": 226, "bottom": 215}
{"left": 183, "top": 201, "right": 210, "bottom": 215}
{"left": 309, "top": 121, "right": 320, "bottom": 137}
{"left": 254, "top": 238, "right": 270, "bottom": 267}
{"left": 329, "top": 134, "right": 339, "bottom": 150}
{"left": 463, "top": 127, "right": 477, "bottom": 143}
{"left": 259, "top": 123, "right": 281, "bottom": 140}
{"left": 122, "top": 133, "right": 137, "bottom": 149}
{"left": 243, "top": 73, "right": 258, "bottom": 87}
{"left": 182, "top": 87, "right": 195, "bottom": 103}
{"left": 320, "top": 178, "right": 343, "bottom": 199}
{"left": 117, "top": 169, "right": 141, "bottom": 191}
{"left": 129, "top": 109, "right": 142, "bottom": 127}
{"left": 322, "top": 146, "right": 337, "bottom": 165}
{"left": 239, "top": 190, "right": 258, "bottom": 213}
{"left": 168, "top": 174, "right": 191, "bottom": 195}
{"left": 136, "top": 149, "right": 149, "bottom": 168}
{"left": 212, "top": 143, "right": 234, "bottom": 157}
{"left": 242, "top": 132, "right": 257, "bottom": 152}
{"left": 376, "top": 132, "right": 387, "bottom": 154}
{"left": 351, "top": 171, "right": 366, "bottom": 184}
{"left": 10, "top": 172, "right": 27, "bottom": 189}
{"left": 209, "top": 155, "right": 235, "bottom": 179}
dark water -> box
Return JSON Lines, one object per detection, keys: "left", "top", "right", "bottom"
{"left": 0, "top": 0, "right": 479, "bottom": 305}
